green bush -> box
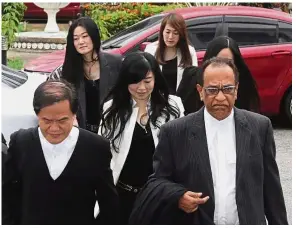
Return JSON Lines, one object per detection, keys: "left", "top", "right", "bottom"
{"left": 82, "top": 3, "right": 186, "bottom": 40}
{"left": 8, "top": 57, "right": 24, "bottom": 70}
{"left": 1, "top": 3, "right": 27, "bottom": 47}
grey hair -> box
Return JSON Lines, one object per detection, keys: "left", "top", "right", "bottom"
{"left": 199, "top": 57, "right": 239, "bottom": 86}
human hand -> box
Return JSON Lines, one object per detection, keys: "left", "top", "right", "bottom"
{"left": 178, "top": 191, "right": 209, "bottom": 213}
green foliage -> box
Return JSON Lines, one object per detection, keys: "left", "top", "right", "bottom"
{"left": 18, "top": 22, "right": 28, "bottom": 33}
{"left": 7, "top": 57, "right": 24, "bottom": 70}
{"left": 82, "top": 3, "right": 186, "bottom": 40}
{"left": 1, "top": 3, "right": 27, "bottom": 48}
{"left": 85, "top": 4, "right": 110, "bottom": 41}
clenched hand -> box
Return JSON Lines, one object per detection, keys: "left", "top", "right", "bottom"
{"left": 178, "top": 191, "right": 209, "bottom": 213}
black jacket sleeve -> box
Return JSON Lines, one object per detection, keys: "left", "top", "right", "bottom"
{"left": 263, "top": 119, "right": 288, "bottom": 224}
{"left": 2, "top": 131, "right": 22, "bottom": 225}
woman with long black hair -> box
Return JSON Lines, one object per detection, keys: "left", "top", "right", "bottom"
{"left": 179, "top": 35, "right": 260, "bottom": 114}
{"left": 99, "top": 51, "right": 184, "bottom": 224}
{"left": 48, "top": 17, "right": 122, "bottom": 133}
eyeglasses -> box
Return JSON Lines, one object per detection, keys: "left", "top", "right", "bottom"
{"left": 204, "top": 85, "right": 236, "bottom": 96}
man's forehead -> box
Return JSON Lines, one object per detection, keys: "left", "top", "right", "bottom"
{"left": 38, "top": 100, "right": 72, "bottom": 115}
{"left": 42, "top": 114, "right": 72, "bottom": 120}
{"left": 205, "top": 63, "right": 234, "bottom": 73}
{"left": 204, "top": 65, "right": 235, "bottom": 82}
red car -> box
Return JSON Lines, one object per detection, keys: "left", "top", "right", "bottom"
{"left": 25, "top": 6, "right": 292, "bottom": 121}
{"left": 24, "top": 3, "right": 81, "bottom": 21}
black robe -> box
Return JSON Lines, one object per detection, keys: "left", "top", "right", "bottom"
{"left": 2, "top": 127, "right": 120, "bottom": 225}
{"left": 130, "top": 108, "right": 288, "bottom": 225}
{"left": 129, "top": 177, "right": 214, "bottom": 225}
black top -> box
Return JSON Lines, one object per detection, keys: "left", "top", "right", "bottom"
{"left": 72, "top": 52, "right": 122, "bottom": 130}
{"left": 119, "top": 122, "right": 155, "bottom": 187}
{"left": 2, "top": 127, "right": 120, "bottom": 225}
{"left": 176, "top": 66, "right": 203, "bottom": 115}
{"left": 84, "top": 78, "right": 100, "bottom": 133}
{"left": 161, "top": 56, "right": 178, "bottom": 95}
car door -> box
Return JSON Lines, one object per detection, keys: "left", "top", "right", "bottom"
{"left": 224, "top": 16, "right": 292, "bottom": 114}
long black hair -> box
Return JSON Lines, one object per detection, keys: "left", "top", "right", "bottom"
{"left": 62, "top": 17, "right": 101, "bottom": 87}
{"left": 202, "top": 36, "right": 260, "bottom": 112}
{"left": 100, "top": 52, "right": 180, "bottom": 152}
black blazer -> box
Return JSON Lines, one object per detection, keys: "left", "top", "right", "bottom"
{"left": 77, "top": 52, "right": 122, "bottom": 128}
{"left": 131, "top": 107, "right": 288, "bottom": 224}
{"left": 2, "top": 127, "right": 119, "bottom": 225}
{"left": 176, "top": 66, "right": 203, "bottom": 115}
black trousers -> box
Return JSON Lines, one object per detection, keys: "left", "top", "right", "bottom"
{"left": 116, "top": 185, "right": 138, "bottom": 225}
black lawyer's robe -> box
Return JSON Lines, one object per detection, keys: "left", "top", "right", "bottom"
{"left": 2, "top": 127, "right": 120, "bottom": 225}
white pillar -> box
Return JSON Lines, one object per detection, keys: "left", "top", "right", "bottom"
{"left": 34, "top": 3, "right": 69, "bottom": 33}
{"left": 43, "top": 9, "right": 60, "bottom": 32}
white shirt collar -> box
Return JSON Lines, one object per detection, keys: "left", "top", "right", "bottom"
{"left": 204, "top": 107, "right": 235, "bottom": 150}
{"left": 38, "top": 126, "right": 79, "bottom": 151}
{"left": 131, "top": 95, "right": 151, "bottom": 108}
{"left": 38, "top": 126, "right": 79, "bottom": 180}
{"left": 204, "top": 107, "right": 234, "bottom": 126}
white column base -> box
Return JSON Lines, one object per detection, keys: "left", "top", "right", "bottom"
{"left": 43, "top": 9, "right": 60, "bottom": 33}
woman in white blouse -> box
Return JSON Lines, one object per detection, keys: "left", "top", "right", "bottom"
{"left": 98, "top": 51, "right": 184, "bottom": 224}
{"left": 145, "top": 12, "right": 197, "bottom": 95}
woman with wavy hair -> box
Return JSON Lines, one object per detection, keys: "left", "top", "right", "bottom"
{"left": 48, "top": 17, "right": 122, "bottom": 133}
{"left": 99, "top": 51, "right": 184, "bottom": 224}
{"left": 179, "top": 35, "right": 260, "bottom": 114}
{"left": 145, "top": 13, "right": 197, "bottom": 95}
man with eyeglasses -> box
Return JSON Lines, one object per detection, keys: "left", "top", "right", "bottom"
{"left": 2, "top": 79, "right": 120, "bottom": 224}
{"left": 130, "top": 57, "right": 287, "bottom": 225}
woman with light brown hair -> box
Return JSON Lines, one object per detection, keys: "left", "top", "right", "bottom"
{"left": 145, "top": 13, "right": 197, "bottom": 95}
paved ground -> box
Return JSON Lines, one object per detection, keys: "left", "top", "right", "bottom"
{"left": 272, "top": 118, "right": 292, "bottom": 225}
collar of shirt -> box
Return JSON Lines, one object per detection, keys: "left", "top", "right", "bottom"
{"left": 204, "top": 107, "right": 234, "bottom": 147}
{"left": 38, "top": 126, "right": 79, "bottom": 156}
{"left": 131, "top": 95, "right": 151, "bottom": 109}
{"left": 204, "top": 107, "right": 234, "bottom": 125}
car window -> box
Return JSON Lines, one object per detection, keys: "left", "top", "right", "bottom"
{"left": 278, "top": 21, "right": 292, "bottom": 43}
{"left": 227, "top": 23, "right": 277, "bottom": 46}
{"left": 187, "top": 23, "right": 218, "bottom": 50}
{"left": 147, "top": 33, "right": 159, "bottom": 43}
{"left": 101, "top": 14, "right": 164, "bottom": 49}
